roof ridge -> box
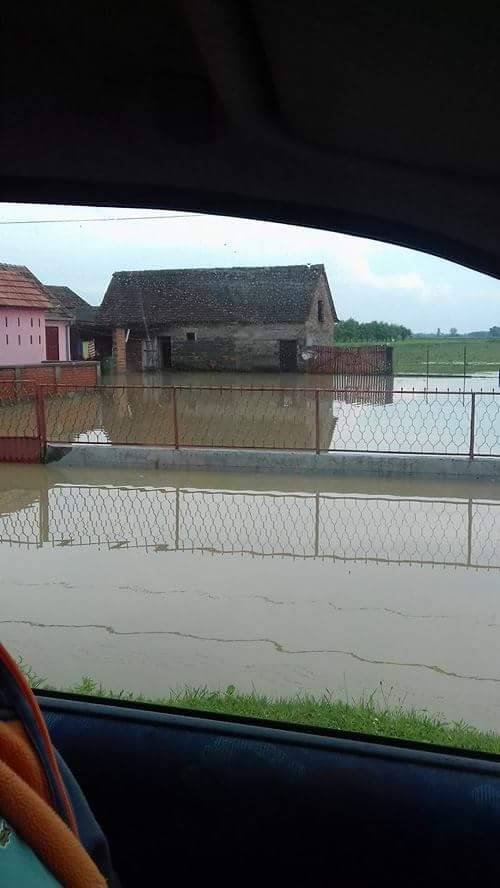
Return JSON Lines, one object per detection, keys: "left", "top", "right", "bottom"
{"left": 111, "top": 263, "right": 324, "bottom": 276}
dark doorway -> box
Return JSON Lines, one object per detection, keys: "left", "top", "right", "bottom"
{"left": 279, "top": 339, "right": 298, "bottom": 372}
{"left": 161, "top": 337, "right": 172, "bottom": 369}
{"left": 45, "top": 326, "right": 60, "bottom": 361}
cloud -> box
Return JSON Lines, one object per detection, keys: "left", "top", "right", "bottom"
{"left": 0, "top": 202, "right": 498, "bottom": 331}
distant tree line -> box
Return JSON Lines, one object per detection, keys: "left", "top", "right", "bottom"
{"left": 335, "top": 318, "right": 412, "bottom": 343}
{"left": 413, "top": 326, "right": 500, "bottom": 339}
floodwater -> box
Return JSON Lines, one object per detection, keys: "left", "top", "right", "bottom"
{"left": 1, "top": 463, "right": 500, "bottom": 731}
{"left": 2, "top": 370, "right": 498, "bottom": 454}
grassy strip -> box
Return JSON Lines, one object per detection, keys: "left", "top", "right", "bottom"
{"left": 40, "top": 675, "right": 500, "bottom": 756}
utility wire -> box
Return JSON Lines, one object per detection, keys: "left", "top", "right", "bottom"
{"left": 0, "top": 213, "right": 202, "bottom": 226}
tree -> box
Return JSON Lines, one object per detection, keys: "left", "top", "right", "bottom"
{"left": 450, "top": 327, "right": 458, "bottom": 336}
{"left": 335, "top": 318, "right": 413, "bottom": 343}
{"left": 437, "top": 328, "right": 441, "bottom": 336}
{"left": 489, "top": 326, "right": 500, "bottom": 337}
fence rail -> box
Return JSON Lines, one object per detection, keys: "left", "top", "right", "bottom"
{"left": 0, "top": 382, "right": 499, "bottom": 459}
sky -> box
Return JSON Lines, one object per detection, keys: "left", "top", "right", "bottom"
{"left": 0, "top": 202, "right": 499, "bottom": 333}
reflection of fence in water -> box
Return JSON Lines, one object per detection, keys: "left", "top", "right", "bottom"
{"left": 0, "top": 484, "right": 499, "bottom": 570}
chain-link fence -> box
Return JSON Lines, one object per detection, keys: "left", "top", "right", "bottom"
{"left": 0, "top": 484, "right": 498, "bottom": 570}
{"left": 393, "top": 340, "right": 500, "bottom": 376}
{"left": 0, "top": 383, "right": 500, "bottom": 457}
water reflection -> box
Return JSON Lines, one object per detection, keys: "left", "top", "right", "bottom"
{"left": 0, "top": 480, "right": 498, "bottom": 571}
{"left": 40, "top": 371, "right": 395, "bottom": 448}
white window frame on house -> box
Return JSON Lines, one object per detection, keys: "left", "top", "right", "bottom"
{"left": 186, "top": 331, "right": 197, "bottom": 341}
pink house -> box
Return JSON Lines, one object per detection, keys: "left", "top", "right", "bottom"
{"left": 0, "top": 264, "right": 72, "bottom": 366}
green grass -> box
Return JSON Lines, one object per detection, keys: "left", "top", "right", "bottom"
{"left": 340, "top": 338, "right": 500, "bottom": 375}
{"left": 32, "top": 669, "right": 500, "bottom": 756}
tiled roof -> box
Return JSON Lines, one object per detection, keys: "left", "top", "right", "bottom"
{"left": 0, "top": 264, "right": 52, "bottom": 310}
{"left": 45, "top": 285, "right": 97, "bottom": 325}
{"left": 97, "top": 264, "right": 336, "bottom": 328}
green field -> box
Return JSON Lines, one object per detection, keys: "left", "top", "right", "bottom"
{"left": 344, "top": 338, "right": 500, "bottom": 375}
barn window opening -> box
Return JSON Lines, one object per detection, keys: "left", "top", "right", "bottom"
{"left": 38, "top": 318, "right": 41, "bottom": 327}
{"left": 30, "top": 317, "right": 34, "bottom": 327}
{"left": 5, "top": 335, "right": 8, "bottom": 345}
{"left": 38, "top": 335, "right": 41, "bottom": 345}
{"left": 17, "top": 334, "right": 21, "bottom": 345}
{"left": 17, "top": 317, "right": 20, "bottom": 327}
{"left": 4, "top": 317, "right": 7, "bottom": 327}
{"left": 30, "top": 335, "right": 33, "bottom": 344}
{"left": 186, "top": 331, "right": 196, "bottom": 341}
{"left": 317, "top": 300, "right": 324, "bottom": 323}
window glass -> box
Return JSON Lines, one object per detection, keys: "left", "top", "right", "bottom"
{"left": 0, "top": 202, "right": 499, "bottom": 756}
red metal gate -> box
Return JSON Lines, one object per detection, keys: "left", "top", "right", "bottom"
{"left": 0, "top": 437, "right": 41, "bottom": 462}
{"left": 0, "top": 386, "right": 45, "bottom": 463}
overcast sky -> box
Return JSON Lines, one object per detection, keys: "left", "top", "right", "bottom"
{"left": 0, "top": 202, "right": 499, "bottom": 333}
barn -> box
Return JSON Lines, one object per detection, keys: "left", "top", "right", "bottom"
{"left": 97, "top": 264, "right": 337, "bottom": 373}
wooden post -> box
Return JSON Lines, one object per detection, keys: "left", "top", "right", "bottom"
{"left": 35, "top": 385, "right": 47, "bottom": 461}
{"left": 469, "top": 392, "right": 476, "bottom": 459}
{"left": 172, "top": 386, "right": 179, "bottom": 449}
{"left": 315, "top": 389, "right": 320, "bottom": 454}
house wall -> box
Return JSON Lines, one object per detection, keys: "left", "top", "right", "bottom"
{"left": 44, "top": 319, "right": 70, "bottom": 361}
{"left": 0, "top": 308, "right": 46, "bottom": 366}
{"left": 148, "top": 324, "right": 308, "bottom": 371}
{"left": 304, "top": 278, "right": 336, "bottom": 347}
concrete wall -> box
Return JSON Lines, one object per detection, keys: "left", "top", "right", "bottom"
{"left": 46, "top": 443, "right": 500, "bottom": 482}
{"left": 0, "top": 308, "right": 46, "bottom": 365}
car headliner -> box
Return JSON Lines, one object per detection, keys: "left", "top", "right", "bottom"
{"left": 1, "top": 3, "right": 500, "bottom": 278}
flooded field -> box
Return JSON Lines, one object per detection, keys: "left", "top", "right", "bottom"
{"left": 1, "top": 464, "right": 500, "bottom": 731}
{"left": 1, "top": 370, "right": 499, "bottom": 454}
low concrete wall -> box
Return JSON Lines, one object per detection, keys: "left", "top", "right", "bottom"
{"left": 46, "top": 443, "right": 500, "bottom": 481}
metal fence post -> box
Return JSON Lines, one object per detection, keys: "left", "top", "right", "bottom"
{"left": 35, "top": 385, "right": 47, "bottom": 461}
{"left": 469, "top": 392, "right": 476, "bottom": 459}
{"left": 315, "top": 389, "right": 320, "bottom": 454}
{"left": 172, "top": 386, "right": 179, "bottom": 449}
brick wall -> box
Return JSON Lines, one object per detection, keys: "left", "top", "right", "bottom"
{"left": 0, "top": 362, "right": 99, "bottom": 399}
{"left": 0, "top": 368, "right": 16, "bottom": 398}
{"left": 112, "top": 328, "right": 127, "bottom": 373}
{"left": 59, "top": 364, "right": 98, "bottom": 386}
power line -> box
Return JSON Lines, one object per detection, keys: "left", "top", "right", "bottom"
{"left": 0, "top": 212, "right": 202, "bottom": 226}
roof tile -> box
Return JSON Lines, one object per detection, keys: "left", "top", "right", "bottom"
{"left": 97, "top": 264, "right": 336, "bottom": 328}
{"left": 0, "top": 264, "right": 52, "bottom": 310}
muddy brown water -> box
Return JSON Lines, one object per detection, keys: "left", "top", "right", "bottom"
{"left": 2, "top": 370, "right": 499, "bottom": 453}
{"left": 1, "top": 463, "right": 500, "bottom": 731}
